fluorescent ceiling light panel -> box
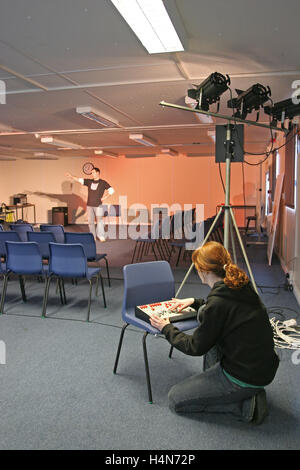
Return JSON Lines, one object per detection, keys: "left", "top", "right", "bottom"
{"left": 40, "top": 136, "right": 84, "bottom": 149}
{"left": 76, "top": 106, "right": 119, "bottom": 128}
{"left": 94, "top": 150, "right": 118, "bottom": 158}
{"left": 129, "top": 133, "right": 156, "bottom": 147}
{"left": 26, "top": 152, "right": 60, "bottom": 160}
{"left": 110, "top": 0, "right": 184, "bottom": 54}
{"left": 161, "top": 147, "right": 178, "bottom": 156}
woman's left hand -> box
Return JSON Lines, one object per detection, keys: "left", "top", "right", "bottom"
{"left": 149, "top": 314, "right": 170, "bottom": 331}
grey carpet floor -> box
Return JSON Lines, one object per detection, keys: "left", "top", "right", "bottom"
{"left": 0, "top": 234, "right": 299, "bottom": 450}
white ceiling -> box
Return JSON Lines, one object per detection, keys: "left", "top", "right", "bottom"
{"left": 0, "top": 0, "right": 299, "bottom": 160}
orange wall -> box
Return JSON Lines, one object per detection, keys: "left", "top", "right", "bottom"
{"left": 0, "top": 153, "right": 259, "bottom": 224}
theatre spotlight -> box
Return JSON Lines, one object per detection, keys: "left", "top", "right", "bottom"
{"left": 227, "top": 83, "right": 271, "bottom": 120}
{"left": 187, "top": 72, "right": 231, "bottom": 111}
{"left": 264, "top": 98, "right": 300, "bottom": 128}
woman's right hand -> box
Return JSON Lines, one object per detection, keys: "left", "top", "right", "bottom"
{"left": 168, "top": 297, "right": 195, "bottom": 313}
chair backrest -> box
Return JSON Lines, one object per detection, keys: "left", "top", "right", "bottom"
{"left": 122, "top": 261, "right": 175, "bottom": 318}
{"left": 49, "top": 243, "right": 87, "bottom": 278}
{"left": 6, "top": 241, "right": 43, "bottom": 274}
{"left": 64, "top": 232, "right": 96, "bottom": 260}
{"left": 27, "top": 231, "right": 56, "bottom": 258}
{"left": 9, "top": 223, "right": 34, "bottom": 241}
{"left": 0, "top": 231, "right": 21, "bottom": 258}
{"left": 40, "top": 224, "right": 65, "bottom": 243}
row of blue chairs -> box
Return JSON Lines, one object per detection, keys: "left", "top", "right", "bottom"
{"left": 1, "top": 221, "right": 199, "bottom": 402}
{"left": 0, "top": 226, "right": 110, "bottom": 286}
{"left": 0, "top": 240, "right": 107, "bottom": 321}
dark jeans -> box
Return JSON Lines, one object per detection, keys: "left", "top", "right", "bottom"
{"left": 168, "top": 346, "right": 263, "bottom": 422}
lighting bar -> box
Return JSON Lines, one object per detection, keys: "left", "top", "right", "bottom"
{"left": 160, "top": 147, "right": 178, "bottom": 156}
{"left": 110, "top": 0, "right": 184, "bottom": 54}
{"left": 129, "top": 133, "right": 157, "bottom": 147}
{"left": 76, "top": 106, "right": 119, "bottom": 128}
{"left": 40, "top": 136, "right": 84, "bottom": 149}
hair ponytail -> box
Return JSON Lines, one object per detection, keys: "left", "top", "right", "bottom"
{"left": 192, "top": 241, "right": 249, "bottom": 290}
{"left": 223, "top": 262, "right": 249, "bottom": 289}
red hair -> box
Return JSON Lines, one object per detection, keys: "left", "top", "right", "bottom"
{"left": 192, "top": 241, "right": 249, "bottom": 289}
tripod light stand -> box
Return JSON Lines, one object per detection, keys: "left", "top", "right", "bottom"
{"left": 159, "top": 101, "right": 287, "bottom": 297}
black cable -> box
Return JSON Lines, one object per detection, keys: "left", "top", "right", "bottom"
{"left": 241, "top": 162, "right": 246, "bottom": 206}
{"left": 218, "top": 162, "right": 225, "bottom": 194}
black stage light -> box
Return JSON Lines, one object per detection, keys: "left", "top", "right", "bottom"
{"left": 264, "top": 98, "right": 300, "bottom": 128}
{"left": 228, "top": 83, "right": 271, "bottom": 120}
{"left": 187, "top": 72, "right": 231, "bottom": 111}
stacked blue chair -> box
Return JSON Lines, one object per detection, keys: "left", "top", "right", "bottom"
{"left": 0, "top": 241, "right": 48, "bottom": 315}
{"left": 0, "top": 231, "right": 21, "bottom": 261}
{"left": 65, "top": 232, "right": 110, "bottom": 286}
{"left": 113, "top": 261, "right": 199, "bottom": 403}
{"left": 43, "top": 243, "right": 107, "bottom": 321}
{"left": 9, "top": 223, "right": 34, "bottom": 242}
{"left": 27, "top": 231, "right": 56, "bottom": 260}
{"left": 40, "top": 224, "right": 65, "bottom": 243}
{"left": 131, "top": 218, "right": 166, "bottom": 263}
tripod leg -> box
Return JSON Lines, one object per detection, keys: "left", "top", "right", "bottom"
{"left": 175, "top": 208, "right": 223, "bottom": 298}
{"left": 229, "top": 217, "right": 237, "bottom": 265}
{"left": 229, "top": 208, "right": 258, "bottom": 294}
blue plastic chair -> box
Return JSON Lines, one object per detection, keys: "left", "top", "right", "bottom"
{"left": 0, "top": 241, "right": 48, "bottom": 314}
{"left": 43, "top": 243, "right": 107, "bottom": 321}
{"left": 40, "top": 224, "right": 65, "bottom": 243}
{"left": 64, "top": 232, "right": 110, "bottom": 286}
{"left": 113, "top": 261, "right": 199, "bottom": 403}
{"left": 0, "top": 224, "right": 3, "bottom": 231}
{"left": 27, "top": 231, "right": 56, "bottom": 260}
{"left": 9, "top": 223, "right": 34, "bottom": 242}
{"left": 0, "top": 231, "right": 21, "bottom": 260}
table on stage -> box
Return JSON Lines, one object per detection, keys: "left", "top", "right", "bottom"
{"left": 216, "top": 204, "right": 256, "bottom": 229}
{"left": 7, "top": 203, "right": 36, "bottom": 224}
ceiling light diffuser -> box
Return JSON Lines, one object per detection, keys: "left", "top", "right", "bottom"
{"left": 40, "top": 136, "right": 84, "bottom": 149}
{"left": 76, "top": 106, "right": 119, "bottom": 128}
{"left": 129, "top": 133, "right": 157, "bottom": 146}
{"left": 110, "top": 0, "right": 184, "bottom": 54}
{"left": 161, "top": 147, "right": 178, "bottom": 156}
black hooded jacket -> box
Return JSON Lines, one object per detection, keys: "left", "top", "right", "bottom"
{"left": 162, "top": 281, "right": 279, "bottom": 386}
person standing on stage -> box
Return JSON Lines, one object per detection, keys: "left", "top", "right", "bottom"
{"left": 66, "top": 168, "right": 114, "bottom": 241}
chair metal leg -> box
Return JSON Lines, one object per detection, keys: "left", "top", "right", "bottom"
{"left": 131, "top": 241, "right": 138, "bottom": 264}
{"left": 113, "top": 323, "right": 129, "bottom": 374}
{"left": 42, "top": 276, "right": 51, "bottom": 317}
{"left": 87, "top": 279, "right": 93, "bottom": 322}
{"left": 142, "top": 332, "right": 153, "bottom": 403}
{"left": 0, "top": 274, "right": 9, "bottom": 314}
{"left": 138, "top": 241, "right": 146, "bottom": 261}
{"left": 19, "top": 275, "right": 26, "bottom": 302}
{"left": 99, "top": 273, "right": 107, "bottom": 308}
{"left": 168, "top": 246, "right": 174, "bottom": 263}
{"left": 57, "top": 278, "right": 64, "bottom": 305}
{"left": 104, "top": 257, "right": 111, "bottom": 287}
{"left": 176, "top": 247, "right": 182, "bottom": 266}
{"left": 61, "top": 279, "right": 67, "bottom": 304}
